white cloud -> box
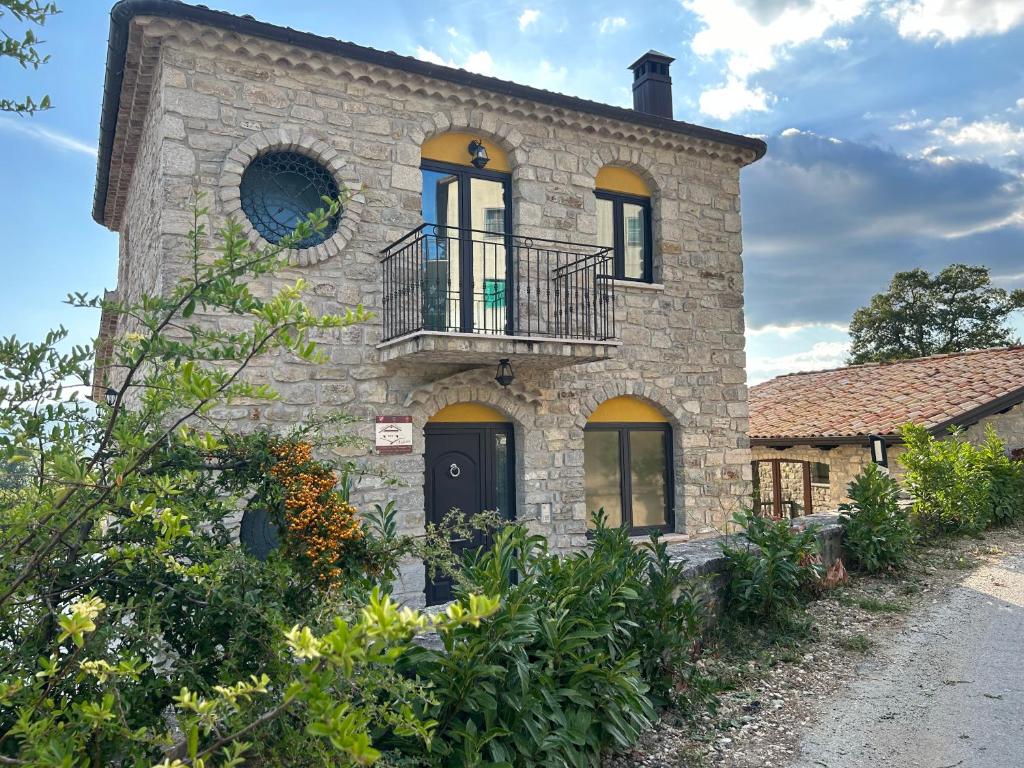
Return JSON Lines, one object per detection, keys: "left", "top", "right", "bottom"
{"left": 0, "top": 117, "right": 95, "bottom": 156}
{"left": 887, "top": 0, "right": 1024, "bottom": 42}
{"left": 747, "top": 340, "right": 851, "bottom": 381}
{"left": 414, "top": 46, "right": 495, "bottom": 76}
{"left": 599, "top": 16, "right": 628, "bottom": 34}
{"left": 698, "top": 76, "right": 772, "bottom": 120}
{"left": 683, "top": 0, "right": 867, "bottom": 119}
{"left": 747, "top": 321, "right": 848, "bottom": 338}
{"left": 1017, "top": 98, "right": 1024, "bottom": 110}
{"left": 414, "top": 46, "right": 446, "bottom": 66}
{"left": 938, "top": 118, "right": 1024, "bottom": 147}
{"left": 823, "top": 36, "right": 851, "bottom": 50}
{"left": 518, "top": 8, "right": 540, "bottom": 31}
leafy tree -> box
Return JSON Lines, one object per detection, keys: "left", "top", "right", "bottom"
{"left": 1, "top": 1, "right": 59, "bottom": 114}
{"left": 847, "top": 264, "right": 1024, "bottom": 364}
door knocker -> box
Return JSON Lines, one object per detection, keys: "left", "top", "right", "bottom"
{"left": 449, "top": 463, "right": 461, "bottom": 478}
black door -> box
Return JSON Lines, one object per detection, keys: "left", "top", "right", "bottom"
{"left": 424, "top": 423, "right": 514, "bottom": 605}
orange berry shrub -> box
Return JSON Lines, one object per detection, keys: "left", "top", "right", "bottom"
{"left": 263, "top": 439, "right": 371, "bottom": 587}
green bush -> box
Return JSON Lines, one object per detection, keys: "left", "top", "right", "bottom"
{"left": 900, "top": 423, "right": 992, "bottom": 536}
{"left": 720, "top": 511, "right": 823, "bottom": 625}
{"left": 839, "top": 462, "right": 914, "bottom": 572}
{"left": 388, "top": 516, "right": 707, "bottom": 766}
{"left": 977, "top": 427, "right": 1024, "bottom": 526}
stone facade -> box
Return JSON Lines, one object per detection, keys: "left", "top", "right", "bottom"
{"left": 97, "top": 13, "right": 761, "bottom": 605}
{"left": 751, "top": 403, "right": 1024, "bottom": 512}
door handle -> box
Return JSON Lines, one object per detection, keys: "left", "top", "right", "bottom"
{"left": 449, "top": 463, "right": 461, "bottom": 478}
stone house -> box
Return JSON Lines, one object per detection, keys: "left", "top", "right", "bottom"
{"left": 91, "top": 0, "right": 766, "bottom": 605}
{"left": 749, "top": 347, "right": 1024, "bottom": 515}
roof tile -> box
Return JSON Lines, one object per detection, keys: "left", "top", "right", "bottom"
{"left": 749, "top": 347, "right": 1024, "bottom": 441}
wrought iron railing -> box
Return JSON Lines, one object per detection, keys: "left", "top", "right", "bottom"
{"left": 381, "top": 224, "right": 616, "bottom": 343}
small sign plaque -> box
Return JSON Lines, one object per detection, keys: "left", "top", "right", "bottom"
{"left": 375, "top": 416, "right": 413, "bottom": 455}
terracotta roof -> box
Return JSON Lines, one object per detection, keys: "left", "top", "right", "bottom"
{"left": 749, "top": 347, "right": 1024, "bottom": 444}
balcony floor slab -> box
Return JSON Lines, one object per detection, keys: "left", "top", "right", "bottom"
{"left": 377, "top": 330, "right": 620, "bottom": 367}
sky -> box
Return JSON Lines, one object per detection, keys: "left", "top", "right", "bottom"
{"left": 1, "top": 0, "right": 1022, "bottom": 384}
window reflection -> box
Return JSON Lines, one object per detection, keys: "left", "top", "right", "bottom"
{"left": 584, "top": 430, "right": 623, "bottom": 528}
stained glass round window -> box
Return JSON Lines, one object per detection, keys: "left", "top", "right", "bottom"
{"left": 239, "top": 151, "right": 340, "bottom": 248}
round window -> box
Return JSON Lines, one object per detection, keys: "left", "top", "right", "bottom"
{"left": 239, "top": 151, "right": 340, "bottom": 248}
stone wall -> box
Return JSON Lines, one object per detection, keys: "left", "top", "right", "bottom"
{"left": 104, "top": 17, "right": 757, "bottom": 605}
{"left": 751, "top": 405, "right": 1024, "bottom": 513}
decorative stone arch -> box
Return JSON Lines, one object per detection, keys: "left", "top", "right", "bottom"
{"left": 574, "top": 379, "right": 686, "bottom": 431}
{"left": 406, "top": 369, "right": 540, "bottom": 527}
{"left": 574, "top": 380, "right": 691, "bottom": 534}
{"left": 219, "top": 128, "right": 366, "bottom": 266}
{"left": 410, "top": 109, "right": 529, "bottom": 172}
{"left": 583, "top": 146, "right": 662, "bottom": 199}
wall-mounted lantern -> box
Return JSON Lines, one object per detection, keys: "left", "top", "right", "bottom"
{"left": 468, "top": 138, "right": 490, "bottom": 169}
{"left": 495, "top": 358, "right": 514, "bottom": 387}
{"left": 869, "top": 434, "right": 888, "bottom": 467}
{"left": 105, "top": 387, "right": 118, "bottom": 407}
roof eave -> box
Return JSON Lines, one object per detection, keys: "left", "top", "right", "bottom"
{"left": 92, "top": 0, "right": 768, "bottom": 227}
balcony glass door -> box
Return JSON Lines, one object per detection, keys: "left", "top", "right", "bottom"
{"left": 421, "top": 162, "right": 511, "bottom": 334}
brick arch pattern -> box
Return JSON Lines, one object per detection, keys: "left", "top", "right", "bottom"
{"left": 405, "top": 369, "right": 540, "bottom": 436}
{"left": 582, "top": 146, "right": 662, "bottom": 198}
{"left": 410, "top": 110, "right": 529, "bottom": 172}
{"left": 574, "top": 380, "right": 687, "bottom": 431}
{"left": 219, "top": 128, "right": 366, "bottom": 266}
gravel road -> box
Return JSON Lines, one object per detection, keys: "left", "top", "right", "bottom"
{"left": 790, "top": 550, "right": 1024, "bottom": 768}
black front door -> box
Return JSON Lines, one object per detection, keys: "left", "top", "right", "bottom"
{"left": 424, "top": 423, "right": 514, "bottom": 605}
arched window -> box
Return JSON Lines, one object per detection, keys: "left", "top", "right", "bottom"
{"left": 584, "top": 396, "right": 673, "bottom": 533}
{"left": 595, "top": 167, "right": 653, "bottom": 283}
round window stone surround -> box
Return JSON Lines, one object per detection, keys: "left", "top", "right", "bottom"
{"left": 220, "top": 129, "right": 364, "bottom": 266}
{"left": 240, "top": 151, "right": 340, "bottom": 248}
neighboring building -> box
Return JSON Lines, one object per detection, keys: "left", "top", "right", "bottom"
{"left": 749, "top": 347, "right": 1024, "bottom": 515}
{"left": 91, "top": 0, "right": 766, "bottom": 605}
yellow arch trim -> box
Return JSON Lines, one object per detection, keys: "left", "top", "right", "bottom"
{"left": 595, "top": 166, "right": 651, "bottom": 197}
{"left": 428, "top": 402, "right": 511, "bottom": 423}
{"left": 588, "top": 396, "right": 669, "bottom": 424}
{"left": 421, "top": 132, "right": 511, "bottom": 173}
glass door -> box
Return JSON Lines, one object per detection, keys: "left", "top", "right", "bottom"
{"left": 421, "top": 162, "right": 511, "bottom": 334}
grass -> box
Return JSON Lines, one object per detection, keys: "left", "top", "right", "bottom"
{"left": 837, "top": 634, "right": 874, "bottom": 653}
{"left": 836, "top": 594, "right": 910, "bottom": 613}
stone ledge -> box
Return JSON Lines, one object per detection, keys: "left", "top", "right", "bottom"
{"left": 610, "top": 280, "right": 666, "bottom": 292}
{"left": 377, "top": 330, "right": 620, "bottom": 367}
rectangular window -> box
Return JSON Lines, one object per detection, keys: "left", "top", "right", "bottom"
{"left": 482, "top": 206, "right": 505, "bottom": 237}
{"left": 810, "top": 461, "right": 830, "bottom": 485}
{"left": 594, "top": 190, "right": 652, "bottom": 282}
{"left": 585, "top": 424, "right": 671, "bottom": 533}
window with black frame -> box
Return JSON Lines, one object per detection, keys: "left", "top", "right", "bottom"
{"left": 584, "top": 422, "right": 673, "bottom": 534}
{"left": 595, "top": 189, "right": 652, "bottom": 282}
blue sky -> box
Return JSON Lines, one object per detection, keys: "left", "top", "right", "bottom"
{"left": 1, "top": 0, "right": 1023, "bottom": 383}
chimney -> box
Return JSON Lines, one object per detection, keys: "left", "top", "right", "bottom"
{"left": 628, "top": 51, "right": 675, "bottom": 119}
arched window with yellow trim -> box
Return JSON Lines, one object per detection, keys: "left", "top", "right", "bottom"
{"left": 595, "top": 167, "right": 653, "bottom": 283}
{"left": 584, "top": 396, "right": 673, "bottom": 533}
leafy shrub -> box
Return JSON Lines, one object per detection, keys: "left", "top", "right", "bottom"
{"left": 720, "top": 511, "right": 823, "bottom": 625}
{"left": 976, "top": 427, "right": 1024, "bottom": 526}
{"left": 0, "top": 197, "right": 505, "bottom": 765}
{"left": 839, "top": 462, "right": 914, "bottom": 572}
{"left": 900, "top": 423, "right": 991, "bottom": 536}
{"left": 388, "top": 516, "right": 707, "bottom": 766}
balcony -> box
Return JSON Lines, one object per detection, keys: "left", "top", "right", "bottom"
{"left": 378, "top": 225, "right": 620, "bottom": 367}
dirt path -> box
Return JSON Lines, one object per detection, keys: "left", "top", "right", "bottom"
{"left": 790, "top": 549, "right": 1024, "bottom": 768}
{"left": 607, "top": 527, "right": 1024, "bottom": 767}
